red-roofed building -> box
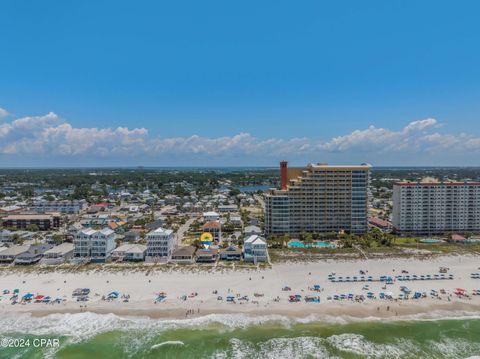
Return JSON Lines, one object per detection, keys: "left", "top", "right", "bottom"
{"left": 202, "top": 221, "right": 222, "bottom": 242}
{"left": 449, "top": 234, "right": 467, "bottom": 243}
{"left": 368, "top": 217, "right": 392, "bottom": 231}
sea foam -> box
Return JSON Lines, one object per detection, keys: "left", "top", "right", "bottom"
{"left": 1, "top": 310, "right": 480, "bottom": 344}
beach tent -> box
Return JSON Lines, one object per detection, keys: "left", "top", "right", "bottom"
{"left": 108, "top": 291, "right": 119, "bottom": 299}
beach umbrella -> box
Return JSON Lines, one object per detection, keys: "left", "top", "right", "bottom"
{"left": 34, "top": 295, "right": 44, "bottom": 300}
{"left": 13, "top": 289, "right": 19, "bottom": 293}
{"left": 22, "top": 293, "right": 33, "bottom": 300}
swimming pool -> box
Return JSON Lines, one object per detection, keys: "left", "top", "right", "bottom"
{"left": 466, "top": 239, "right": 480, "bottom": 243}
{"left": 287, "top": 241, "right": 337, "bottom": 248}
{"left": 315, "top": 241, "right": 337, "bottom": 247}
{"left": 420, "top": 239, "right": 444, "bottom": 243}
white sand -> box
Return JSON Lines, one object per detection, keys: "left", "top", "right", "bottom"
{"left": 1, "top": 254, "right": 480, "bottom": 319}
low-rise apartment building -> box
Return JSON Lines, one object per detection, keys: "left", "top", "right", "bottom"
{"left": 2, "top": 213, "right": 61, "bottom": 230}
{"left": 30, "top": 200, "right": 88, "bottom": 214}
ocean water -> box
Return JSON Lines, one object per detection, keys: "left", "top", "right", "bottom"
{"left": 1, "top": 312, "right": 480, "bottom": 359}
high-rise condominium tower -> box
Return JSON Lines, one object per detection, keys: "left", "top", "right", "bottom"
{"left": 265, "top": 162, "right": 371, "bottom": 236}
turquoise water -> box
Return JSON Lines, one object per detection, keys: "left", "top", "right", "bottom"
{"left": 288, "top": 241, "right": 305, "bottom": 248}
{"left": 1, "top": 312, "right": 480, "bottom": 358}
{"left": 420, "top": 239, "right": 444, "bottom": 243}
{"left": 288, "top": 241, "right": 336, "bottom": 248}
{"left": 315, "top": 241, "right": 336, "bottom": 247}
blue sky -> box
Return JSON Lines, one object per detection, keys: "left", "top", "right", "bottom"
{"left": 1, "top": 1, "right": 480, "bottom": 166}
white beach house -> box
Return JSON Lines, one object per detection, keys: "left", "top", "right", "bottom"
{"left": 243, "top": 235, "right": 268, "bottom": 263}
{"left": 146, "top": 227, "right": 174, "bottom": 261}
{"left": 73, "top": 228, "right": 116, "bottom": 262}
{"left": 203, "top": 211, "right": 220, "bottom": 222}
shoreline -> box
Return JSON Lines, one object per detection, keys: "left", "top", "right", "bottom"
{"left": 17, "top": 301, "right": 480, "bottom": 321}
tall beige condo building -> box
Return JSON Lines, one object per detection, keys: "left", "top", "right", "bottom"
{"left": 265, "top": 162, "right": 371, "bottom": 236}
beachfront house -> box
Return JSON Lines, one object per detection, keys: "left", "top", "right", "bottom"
{"left": 112, "top": 243, "right": 147, "bottom": 261}
{"left": 219, "top": 245, "right": 242, "bottom": 261}
{"left": 145, "top": 227, "right": 174, "bottom": 262}
{"left": 195, "top": 248, "right": 218, "bottom": 263}
{"left": 243, "top": 235, "right": 268, "bottom": 263}
{"left": 14, "top": 244, "right": 53, "bottom": 265}
{"left": 170, "top": 246, "right": 196, "bottom": 264}
{"left": 41, "top": 242, "right": 75, "bottom": 265}
{"left": 0, "top": 245, "right": 31, "bottom": 263}
{"left": 201, "top": 221, "right": 222, "bottom": 243}
{"left": 73, "top": 228, "right": 117, "bottom": 262}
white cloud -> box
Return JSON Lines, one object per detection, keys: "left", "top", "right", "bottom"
{"left": 0, "top": 107, "right": 8, "bottom": 118}
{"left": 319, "top": 119, "right": 444, "bottom": 153}
{"left": 0, "top": 111, "right": 479, "bottom": 165}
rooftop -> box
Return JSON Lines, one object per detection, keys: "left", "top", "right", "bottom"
{"left": 395, "top": 180, "right": 480, "bottom": 186}
{"left": 172, "top": 246, "right": 196, "bottom": 257}
{"left": 244, "top": 235, "right": 266, "bottom": 245}
{"left": 113, "top": 243, "right": 147, "bottom": 254}
{"left": 202, "top": 221, "right": 221, "bottom": 229}
{"left": 0, "top": 245, "right": 30, "bottom": 256}
{"left": 44, "top": 242, "right": 74, "bottom": 255}
{"left": 148, "top": 227, "right": 173, "bottom": 236}
{"left": 4, "top": 213, "right": 58, "bottom": 220}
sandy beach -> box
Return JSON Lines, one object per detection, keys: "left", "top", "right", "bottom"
{"left": 1, "top": 255, "right": 480, "bottom": 320}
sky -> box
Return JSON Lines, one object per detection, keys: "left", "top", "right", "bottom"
{"left": 1, "top": 0, "right": 480, "bottom": 167}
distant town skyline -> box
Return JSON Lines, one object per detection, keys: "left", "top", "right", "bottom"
{"left": 2, "top": 1, "right": 480, "bottom": 166}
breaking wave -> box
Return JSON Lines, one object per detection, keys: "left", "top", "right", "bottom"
{"left": 1, "top": 311, "right": 480, "bottom": 358}
{"left": 1, "top": 310, "right": 480, "bottom": 342}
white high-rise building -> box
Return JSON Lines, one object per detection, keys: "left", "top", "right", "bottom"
{"left": 393, "top": 181, "right": 480, "bottom": 234}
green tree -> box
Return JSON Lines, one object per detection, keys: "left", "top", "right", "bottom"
{"left": 26, "top": 224, "right": 39, "bottom": 232}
